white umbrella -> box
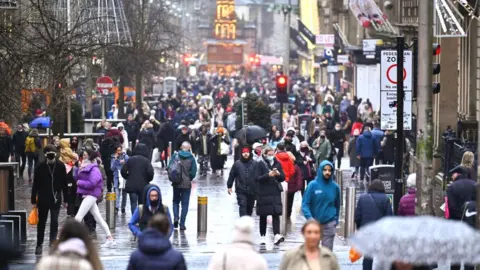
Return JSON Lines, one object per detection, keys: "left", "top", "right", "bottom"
{"left": 350, "top": 216, "right": 480, "bottom": 266}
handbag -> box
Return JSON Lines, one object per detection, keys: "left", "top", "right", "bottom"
{"left": 118, "top": 169, "right": 126, "bottom": 189}
{"left": 220, "top": 141, "right": 229, "bottom": 155}
{"left": 28, "top": 206, "right": 39, "bottom": 225}
{"left": 349, "top": 246, "right": 362, "bottom": 262}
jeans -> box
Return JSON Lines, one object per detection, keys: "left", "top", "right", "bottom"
{"left": 360, "top": 157, "right": 374, "bottom": 181}
{"left": 75, "top": 195, "right": 111, "bottom": 237}
{"left": 115, "top": 188, "right": 127, "bottom": 210}
{"left": 259, "top": 215, "right": 280, "bottom": 236}
{"left": 236, "top": 193, "right": 256, "bottom": 217}
{"left": 172, "top": 187, "right": 191, "bottom": 225}
{"left": 128, "top": 192, "right": 140, "bottom": 215}
{"left": 37, "top": 204, "right": 60, "bottom": 247}
{"left": 15, "top": 152, "right": 26, "bottom": 176}
{"left": 26, "top": 152, "right": 38, "bottom": 180}
{"left": 321, "top": 220, "right": 336, "bottom": 251}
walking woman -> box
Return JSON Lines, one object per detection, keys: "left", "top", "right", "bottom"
{"left": 36, "top": 219, "right": 102, "bottom": 270}
{"left": 279, "top": 220, "right": 340, "bottom": 270}
{"left": 210, "top": 127, "right": 230, "bottom": 177}
{"left": 256, "top": 146, "right": 286, "bottom": 245}
{"left": 74, "top": 149, "right": 116, "bottom": 247}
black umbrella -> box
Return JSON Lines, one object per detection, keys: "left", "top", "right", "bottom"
{"left": 236, "top": 125, "right": 267, "bottom": 145}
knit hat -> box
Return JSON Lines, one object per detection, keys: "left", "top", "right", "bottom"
{"left": 241, "top": 147, "right": 250, "bottom": 154}
{"left": 232, "top": 216, "right": 254, "bottom": 244}
{"left": 406, "top": 173, "right": 416, "bottom": 188}
{"left": 252, "top": 142, "right": 263, "bottom": 150}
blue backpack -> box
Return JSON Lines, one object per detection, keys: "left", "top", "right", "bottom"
{"left": 168, "top": 155, "right": 183, "bottom": 186}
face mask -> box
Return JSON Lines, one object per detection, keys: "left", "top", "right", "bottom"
{"left": 320, "top": 135, "right": 326, "bottom": 139}
{"left": 46, "top": 153, "right": 56, "bottom": 160}
{"left": 150, "top": 199, "right": 159, "bottom": 207}
{"left": 266, "top": 156, "right": 274, "bottom": 161}
{"left": 335, "top": 127, "right": 341, "bottom": 131}
{"left": 255, "top": 149, "right": 262, "bottom": 155}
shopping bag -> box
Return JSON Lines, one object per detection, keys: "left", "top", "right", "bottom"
{"left": 444, "top": 196, "right": 450, "bottom": 219}
{"left": 349, "top": 246, "right": 362, "bottom": 263}
{"left": 28, "top": 206, "right": 39, "bottom": 225}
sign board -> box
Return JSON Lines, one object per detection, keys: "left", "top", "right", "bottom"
{"left": 316, "top": 34, "right": 335, "bottom": 46}
{"left": 380, "top": 91, "right": 412, "bottom": 130}
{"left": 362, "top": 39, "right": 378, "bottom": 59}
{"left": 96, "top": 76, "right": 114, "bottom": 95}
{"left": 337, "top": 54, "right": 349, "bottom": 64}
{"left": 369, "top": 165, "right": 395, "bottom": 193}
{"left": 380, "top": 50, "right": 413, "bottom": 91}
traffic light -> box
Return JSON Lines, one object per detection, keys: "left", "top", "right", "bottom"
{"left": 276, "top": 75, "right": 288, "bottom": 103}
{"left": 432, "top": 43, "right": 441, "bottom": 94}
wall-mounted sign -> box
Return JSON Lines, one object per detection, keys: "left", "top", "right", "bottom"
{"left": 215, "top": 0, "right": 236, "bottom": 40}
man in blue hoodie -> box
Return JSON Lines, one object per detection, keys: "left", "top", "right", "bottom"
{"left": 370, "top": 122, "right": 384, "bottom": 165}
{"left": 128, "top": 184, "right": 173, "bottom": 238}
{"left": 302, "top": 160, "right": 340, "bottom": 251}
{"left": 356, "top": 126, "right": 378, "bottom": 181}
{"left": 168, "top": 141, "right": 197, "bottom": 230}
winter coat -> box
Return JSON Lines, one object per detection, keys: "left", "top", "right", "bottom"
{"left": 279, "top": 245, "right": 340, "bottom": 270}
{"left": 288, "top": 165, "right": 304, "bottom": 193}
{"left": 447, "top": 178, "right": 476, "bottom": 220}
{"left": 313, "top": 138, "right": 331, "bottom": 167}
{"left": 381, "top": 134, "right": 396, "bottom": 163}
{"left": 296, "top": 150, "right": 316, "bottom": 181}
{"left": 398, "top": 188, "right": 416, "bottom": 216}
{"left": 175, "top": 133, "right": 193, "bottom": 151}
{"left": 356, "top": 131, "right": 378, "bottom": 158}
{"left": 74, "top": 163, "right": 104, "bottom": 199}
{"left": 210, "top": 134, "right": 230, "bottom": 171}
{"left": 348, "top": 136, "right": 361, "bottom": 167}
{"left": 110, "top": 152, "right": 129, "bottom": 189}
{"left": 0, "top": 135, "right": 13, "bottom": 160}
{"left": 128, "top": 185, "right": 173, "bottom": 238}
{"left": 124, "top": 120, "right": 139, "bottom": 141}
{"left": 168, "top": 150, "right": 197, "bottom": 189}
{"left": 256, "top": 158, "right": 285, "bottom": 216}
{"left": 36, "top": 245, "right": 94, "bottom": 270}
{"left": 31, "top": 160, "right": 68, "bottom": 207}
{"left": 121, "top": 143, "right": 154, "bottom": 194}
{"left": 227, "top": 159, "right": 260, "bottom": 195}
{"left": 100, "top": 136, "right": 120, "bottom": 173}
{"left": 116, "top": 123, "right": 129, "bottom": 150}
{"left": 371, "top": 128, "right": 384, "bottom": 148}
{"left": 275, "top": 152, "right": 295, "bottom": 182}
{"left": 354, "top": 191, "right": 393, "bottom": 228}
{"left": 127, "top": 228, "right": 186, "bottom": 270}
{"left": 195, "top": 133, "right": 212, "bottom": 156}
{"left": 347, "top": 105, "right": 357, "bottom": 122}
{"left": 12, "top": 130, "right": 28, "bottom": 154}
{"left": 302, "top": 160, "right": 340, "bottom": 224}
{"left": 138, "top": 128, "right": 156, "bottom": 151}
{"left": 208, "top": 238, "right": 268, "bottom": 270}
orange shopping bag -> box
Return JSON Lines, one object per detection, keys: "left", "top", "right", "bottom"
{"left": 28, "top": 206, "right": 39, "bottom": 225}
{"left": 349, "top": 246, "right": 362, "bottom": 263}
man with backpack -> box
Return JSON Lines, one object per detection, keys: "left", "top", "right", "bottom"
{"left": 168, "top": 141, "right": 197, "bottom": 231}
{"left": 25, "top": 128, "right": 42, "bottom": 182}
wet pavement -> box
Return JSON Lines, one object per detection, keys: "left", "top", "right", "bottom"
{"left": 9, "top": 156, "right": 364, "bottom": 269}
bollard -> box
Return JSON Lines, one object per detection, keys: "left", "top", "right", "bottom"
{"left": 344, "top": 187, "right": 356, "bottom": 238}
{"left": 280, "top": 182, "right": 288, "bottom": 235}
{"left": 105, "top": 192, "right": 116, "bottom": 230}
{"left": 336, "top": 169, "right": 343, "bottom": 206}
{"left": 197, "top": 196, "right": 208, "bottom": 233}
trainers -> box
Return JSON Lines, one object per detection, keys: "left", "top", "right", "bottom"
{"left": 259, "top": 236, "right": 266, "bottom": 245}
{"left": 121, "top": 209, "right": 126, "bottom": 215}
{"left": 180, "top": 225, "right": 186, "bottom": 231}
{"left": 101, "top": 238, "right": 116, "bottom": 248}
{"left": 273, "top": 234, "right": 285, "bottom": 245}
{"left": 35, "top": 246, "right": 42, "bottom": 255}
{"left": 174, "top": 220, "right": 179, "bottom": 229}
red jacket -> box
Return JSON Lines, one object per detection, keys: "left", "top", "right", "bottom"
{"left": 288, "top": 165, "right": 304, "bottom": 193}
{"left": 276, "top": 152, "right": 295, "bottom": 182}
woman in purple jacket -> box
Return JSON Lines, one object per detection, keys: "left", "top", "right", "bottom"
{"left": 74, "top": 148, "right": 116, "bottom": 247}
{"left": 398, "top": 173, "right": 416, "bottom": 216}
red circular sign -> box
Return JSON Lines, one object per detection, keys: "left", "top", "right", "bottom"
{"left": 386, "top": 64, "right": 407, "bottom": 84}
{"left": 96, "top": 76, "right": 114, "bottom": 93}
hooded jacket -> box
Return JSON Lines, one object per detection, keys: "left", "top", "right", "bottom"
{"left": 255, "top": 157, "right": 285, "bottom": 216}
{"left": 168, "top": 150, "right": 197, "bottom": 188}
{"left": 354, "top": 190, "right": 393, "bottom": 228}
{"left": 447, "top": 177, "right": 476, "bottom": 220}
{"left": 227, "top": 155, "right": 260, "bottom": 195}
{"left": 127, "top": 228, "right": 186, "bottom": 270}
{"left": 276, "top": 152, "right": 295, "bottom": 182}
{"left": 110, "top": 152, "right": 129, "bottom": 189}
{"left": 116, "top": 123, "right": 129, "bottom": 150}
{"left": 31, "top": 160, "right": 68, "bottom": 206}
{"left": 128, "top": 184, "right": 173, "bottom": 238}
{"left": 36, "top": 238, "right": 94, "bottom": 270}
{"left": 302, "top": 160, "right": 340, "bottom": 224}
{"left": 398, "top": 188, "right": 416, "bottom": 216}
{"left": 356, "top": 130, "right": 378, "bottom": 158}
{"left": 121, "top": 143, "right": 154, "bottom": 194}
{"left": 74, "top": 163, "right": 104, "bottom": 198}
{"left": 12, "top": 129, "right": 28, "bottom": 155}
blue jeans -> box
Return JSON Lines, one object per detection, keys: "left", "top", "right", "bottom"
{"left": 172, "top": 187, "right": 191, "bottom": 226}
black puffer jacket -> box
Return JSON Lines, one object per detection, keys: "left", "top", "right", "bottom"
{"left": 227, "top": 159, "right": 260, "bottom": 195}
{"left": 256, "top": 158, "right": 285, "bottom": 216}
{"left": 121, "top": 143, "right": 154, "bottom": 195}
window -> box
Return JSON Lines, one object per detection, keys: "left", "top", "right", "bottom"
{"left": 194, "top": 0, "right": 200, "bottom": 10}
{"left": 401, "top": 0, "right": 419, "bottom": 24}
